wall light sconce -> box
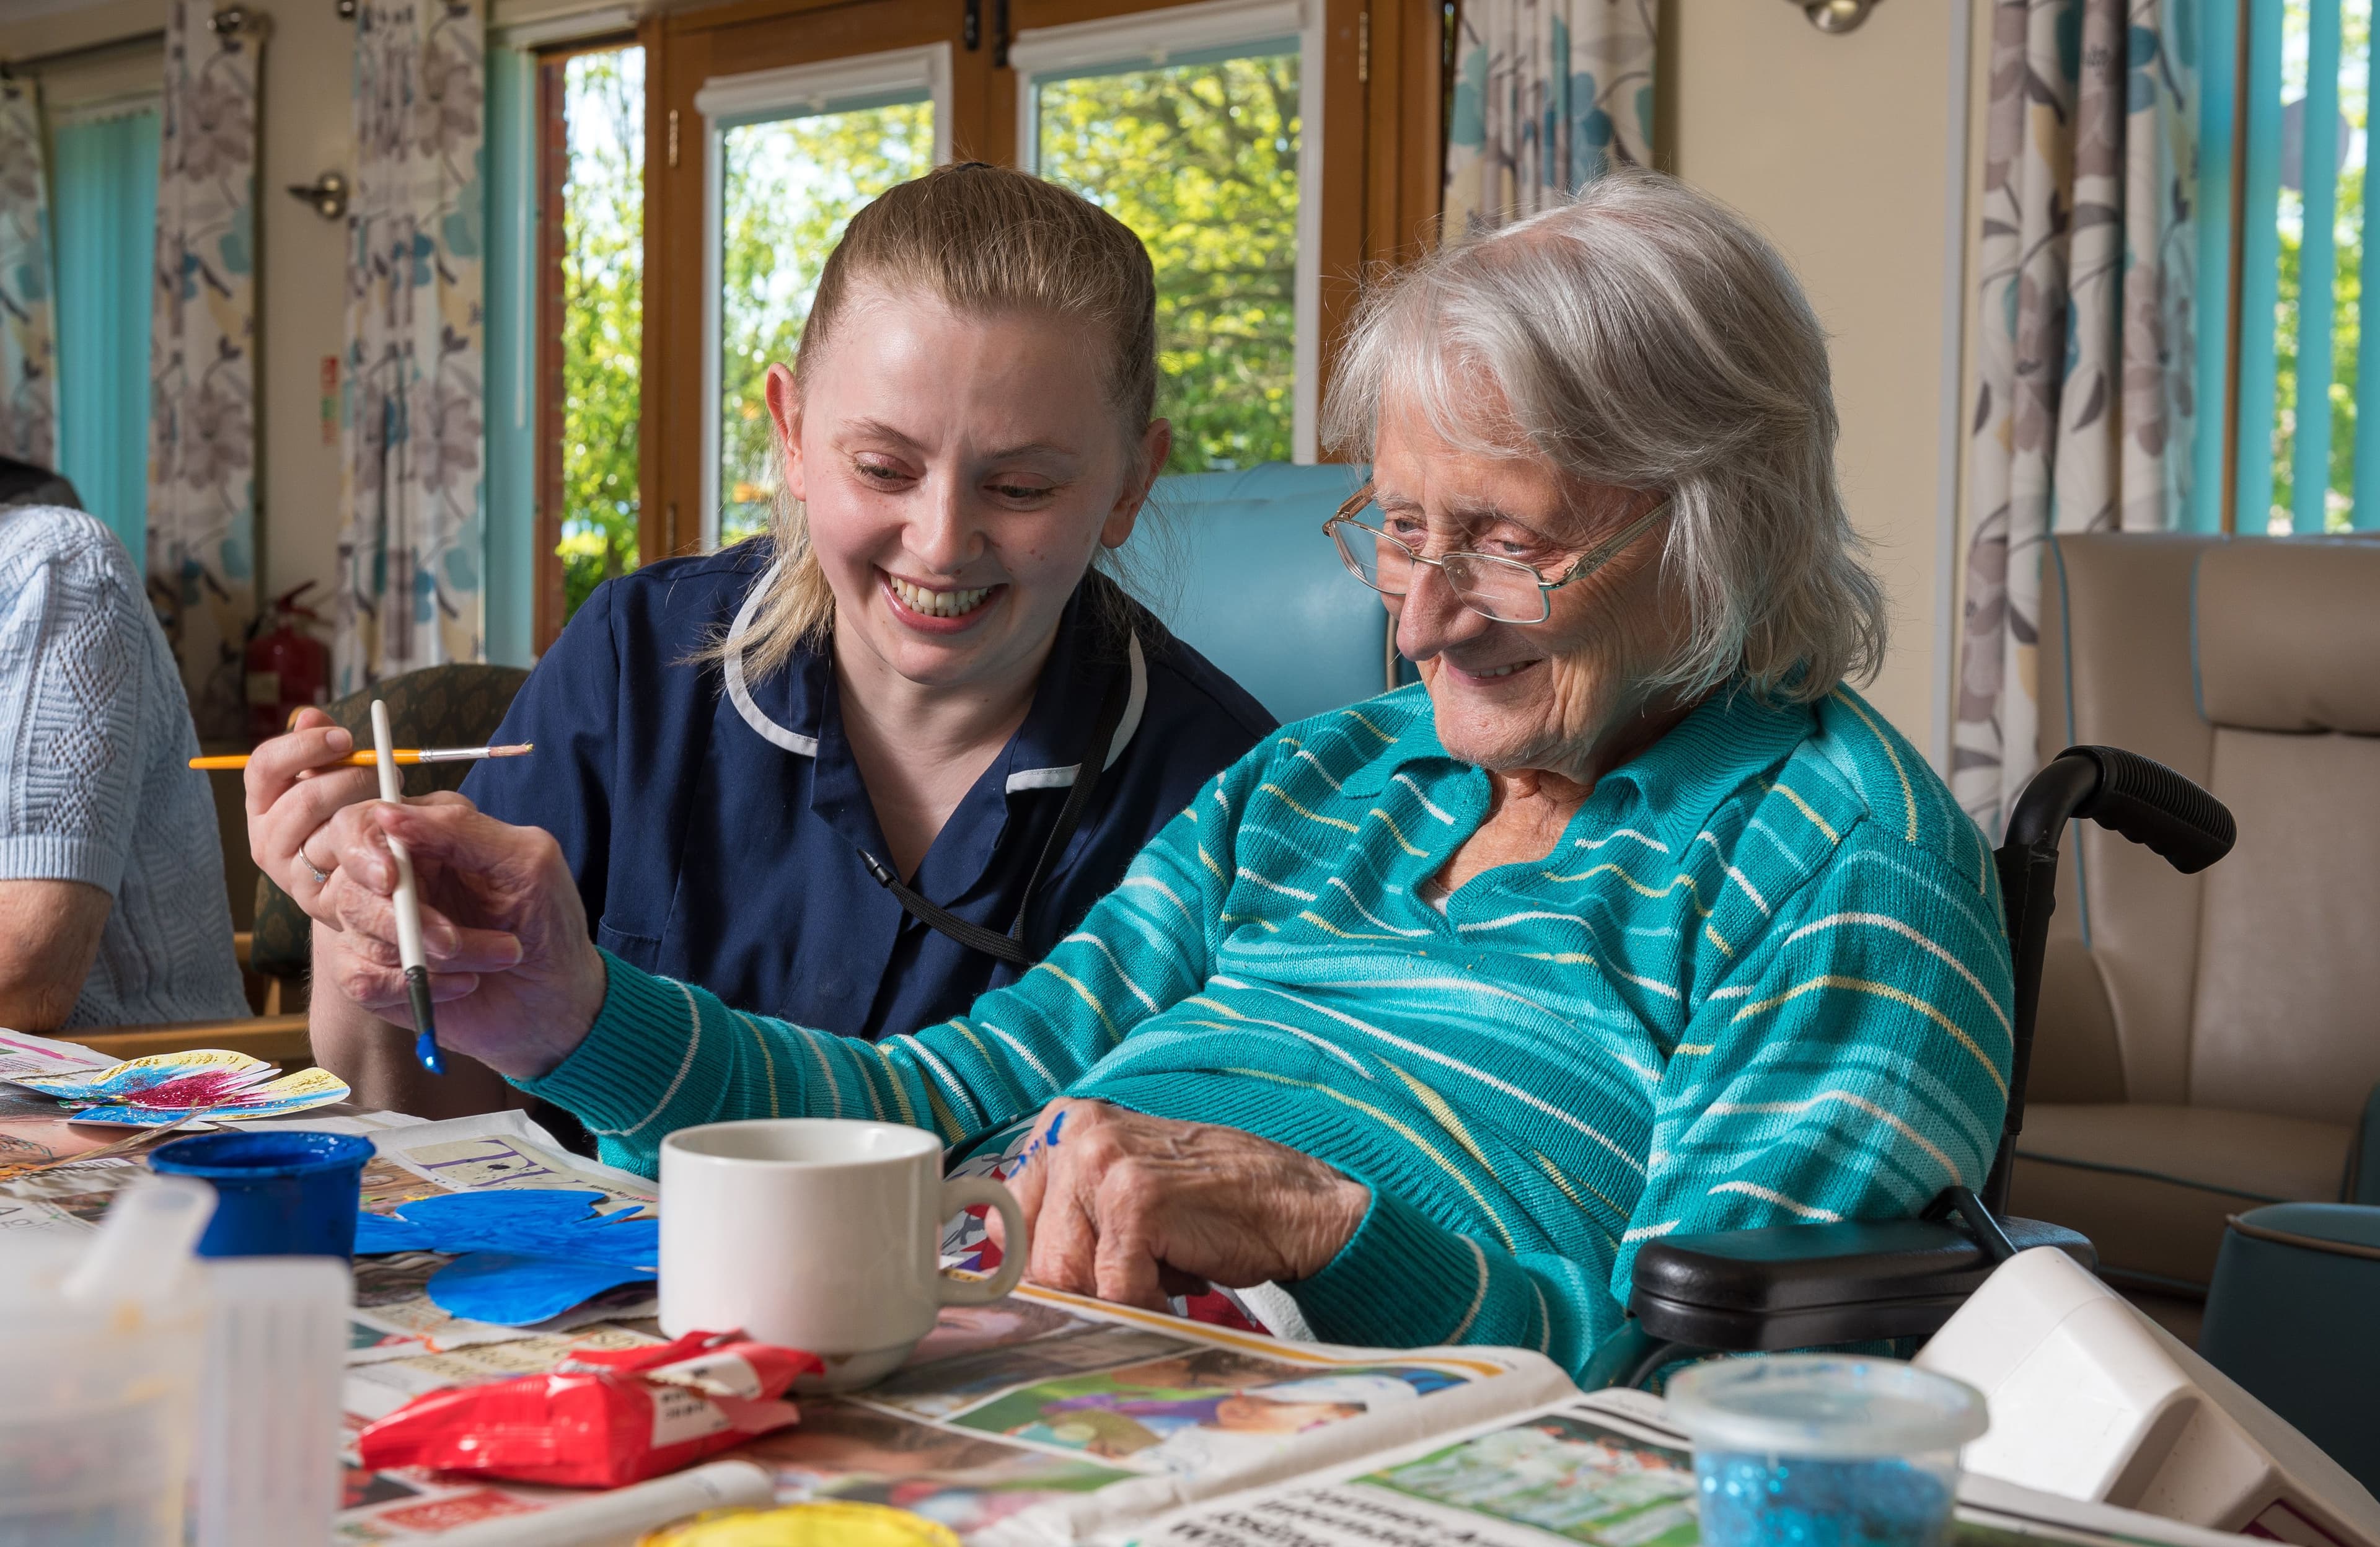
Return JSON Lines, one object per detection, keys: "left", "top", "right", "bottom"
{"left": 210, "top": 5, "right": 270, "bottom": 39}
{"left": 288, "top": 172, "right": 349, "bottom": 220}
{"left": 1784, "top": 0, "right": 1879, "bottom": 32}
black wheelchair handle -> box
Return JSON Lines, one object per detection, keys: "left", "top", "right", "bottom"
{"left": 2003, "top": 745, "right": 2234, "bottom": 875}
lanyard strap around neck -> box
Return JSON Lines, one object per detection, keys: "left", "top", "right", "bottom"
{"left": 860, "top": 654, "right": 1136, "bottom": 968}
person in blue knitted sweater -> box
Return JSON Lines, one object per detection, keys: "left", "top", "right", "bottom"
{"left": 0, "top": 503, "right": 247, "bottom": 1031}
{"left": 298, "top": 169, "right": 2012, "bottom": 1379}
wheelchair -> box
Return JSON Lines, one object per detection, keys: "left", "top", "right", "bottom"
{"left": 1582, "top": 744, "right": 2239, "bottom": 1390}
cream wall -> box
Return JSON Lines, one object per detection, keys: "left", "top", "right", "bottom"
{"left": 1, "top": 0, "right": 355, "bottom": 609}
{"left": 1667, "top": 0, "right": 1975, "bottom": 769}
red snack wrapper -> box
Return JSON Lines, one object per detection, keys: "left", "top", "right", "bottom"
{"left": 358, "top": 1331, "right": 822, "bottom": 1489}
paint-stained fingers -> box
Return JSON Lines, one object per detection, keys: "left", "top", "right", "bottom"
{"left": 1000, "top": 1100, "right": 1075, "bottom": 1233}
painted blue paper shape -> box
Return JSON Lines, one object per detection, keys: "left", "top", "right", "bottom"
{"left": 353, "top": 1189, "right": 659, "bottom": 1326}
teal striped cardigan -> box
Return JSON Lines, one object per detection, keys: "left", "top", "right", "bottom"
{"left": 522, "top": 682, "right": 2013, "bottom": 1380}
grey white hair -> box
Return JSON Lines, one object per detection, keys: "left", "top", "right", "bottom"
{"left": 1323, "top": 167, "right": 1886, "bottom": 704}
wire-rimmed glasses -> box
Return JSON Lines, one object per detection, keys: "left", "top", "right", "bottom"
{"left": 1322, "top": 482, "right": 1671, "bottom": 625}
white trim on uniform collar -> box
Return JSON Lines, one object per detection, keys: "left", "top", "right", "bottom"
{"left": 722, "top": 556, "right": 1148, "bottom": 785}
{"left": 1005, "top": 631, "right": 1146, "bottom": 792}
{"left": 723, "top": 558, "right": 821, "bottom": 757}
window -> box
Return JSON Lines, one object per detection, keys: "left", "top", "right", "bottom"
{"left": 698, "top": 48, "right": 950, "bottom": 547}
{"left": 2211, "top": 0, "right": 2380, "bottom": 533}
{"left": 1013, "top": 0, "right": 1322, "bottom": 468}
{"left": 536, "top": 42, "right": 645, "bottom": 646}
{"left": 50, "top": 97, "right": 159, "bottom": 555}
{"left": 640, "top": 0, "right": 1426, "bottom": 560}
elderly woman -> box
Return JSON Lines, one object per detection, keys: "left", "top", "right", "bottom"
{"left": 305, "top": 170, "right": 2011, "bottom": 1380}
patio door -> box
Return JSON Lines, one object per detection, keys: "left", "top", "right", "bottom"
{"left": 641, "top": 0, "right": 1432, "bottom": 555}
{"left": 645, "top": 0, "right": 991, "bottom": 558}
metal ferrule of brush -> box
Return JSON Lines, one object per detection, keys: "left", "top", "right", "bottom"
{"left": 405, "top": 966, "right": 444, "bottom": 1075}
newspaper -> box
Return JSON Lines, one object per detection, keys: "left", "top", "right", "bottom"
{"left": 1127, "top": 1387, "right": 2253, "bottom": 1547}
{"left": 15, "top": 1040, "right": 2222, "bottom": 1547}
{"left": 332, "top": 1267, "right": 1574, "bottom": 1542}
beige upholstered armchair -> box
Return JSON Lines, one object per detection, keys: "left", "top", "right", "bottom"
{"left": 2012, "top": 534, "right": 2380, "bottom": 1303}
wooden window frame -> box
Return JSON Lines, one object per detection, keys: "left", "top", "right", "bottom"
{"left": 637, "top": 0, "right": 1443, "bottom": 560}
{"left": 1008, "top": 0, "right": 1328, "bottom": 460}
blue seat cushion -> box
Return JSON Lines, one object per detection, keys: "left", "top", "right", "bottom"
{"left": 1144, "top": 463, "right": 1386, "bottom": 726}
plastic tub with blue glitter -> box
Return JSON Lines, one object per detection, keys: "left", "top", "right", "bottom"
{"left": 1666, "top": 1356, "right": 1988, "bottom": 1547}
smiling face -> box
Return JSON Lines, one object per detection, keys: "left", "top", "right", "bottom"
{"left": 1373, "top": 391, "right": 1681, "bottom": 781}
{"left": 768, "top": 288, "right": 1169, "bottom": 695}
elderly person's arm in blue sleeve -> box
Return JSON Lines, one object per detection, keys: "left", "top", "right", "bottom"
{"left": 301, "top": 168, "right": 2017, "bottom": 1380}
{"left": 0, "top": 506, "right": 245, "bottom": 1030}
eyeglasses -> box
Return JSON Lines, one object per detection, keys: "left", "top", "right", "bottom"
{"left": 1322, "top": 482, "right": 1671, "bottom": 625}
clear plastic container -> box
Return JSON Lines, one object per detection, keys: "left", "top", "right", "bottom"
{"left": 0, "top": 1240, "right": 208, "bottom": 1547}
{"left": 1667, "top": 1355, "right": 1988, "bottom": 1547}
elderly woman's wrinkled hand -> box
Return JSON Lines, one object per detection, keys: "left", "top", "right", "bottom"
{"left": 309, "top": 798, "right": 608, "bottom": 1080}
{"left": 990, "top": 1099, "right": 1372, "bottom": 1310}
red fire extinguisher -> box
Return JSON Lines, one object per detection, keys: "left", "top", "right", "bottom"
{"left": 245, "top": 583, "right": 332, "bottom": 743}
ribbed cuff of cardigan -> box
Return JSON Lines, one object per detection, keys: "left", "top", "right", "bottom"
{"left": 513, "top": 949, "right": 699, "bottom": 1135}
{"left": 1289, "top": 1188, "right": 1492, "bottom": 1351}
{"left": 0, "top": 833, "right": 121, "bottom": 889}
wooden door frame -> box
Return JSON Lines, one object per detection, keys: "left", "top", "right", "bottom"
{"left": 637, "top": 0, "right": 1443, "bottom": 562}
{"left": 642, "top": 0, "right": 994, "bottom": 565}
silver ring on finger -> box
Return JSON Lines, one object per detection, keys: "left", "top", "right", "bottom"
{"left": 296, "top": 842, "right": 331, "bottom": 888}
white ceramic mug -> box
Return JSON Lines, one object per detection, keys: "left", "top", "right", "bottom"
{"left": 658, "top": 1119, "right": 1029, "bottom": 1391}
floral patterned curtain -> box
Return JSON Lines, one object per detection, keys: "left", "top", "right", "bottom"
{"left": 148, "top": 1, "right": 267, "bottom": 739}
{"left": 1954, "top": 0, "right": 2198, "bottom": 832}
{"left": 1442, "top": 0, "right": 1654, "bottom": 239}
{"left": 333, "top": 0, "right": 487, "bottom": 694}
{"left": 0, "top": 76, "right": 58, "bottom": 469}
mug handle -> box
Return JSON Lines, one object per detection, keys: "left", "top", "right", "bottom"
{"left": 938, "top": 1175, "right": 1029, "bottom": 1305}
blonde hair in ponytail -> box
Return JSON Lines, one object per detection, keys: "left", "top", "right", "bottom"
{"left": 718, "top": 162, "right": 1161, "bottom": 683}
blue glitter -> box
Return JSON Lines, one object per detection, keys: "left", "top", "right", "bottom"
{"left": 1695, "top": 1452, "right": 1954, "bottom": 1547}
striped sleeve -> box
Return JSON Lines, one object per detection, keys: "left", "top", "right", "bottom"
{"left": 1289, "top": 819, "right": 2014, "bottom": 1382}
{"left": 1609, "top": 821, "right": 2014, "bottom": 1302}
{"left": 517, "top": 758, "right": 1261, "bottom": 1178}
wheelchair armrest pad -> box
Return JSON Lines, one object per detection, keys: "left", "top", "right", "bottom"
{"left": 1626, "top": 1215, "right": 2096, "bottom": 1352}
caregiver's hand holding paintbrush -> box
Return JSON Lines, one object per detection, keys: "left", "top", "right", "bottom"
{"left": 310, "top": 798, "right": 607, "bottom": 1079}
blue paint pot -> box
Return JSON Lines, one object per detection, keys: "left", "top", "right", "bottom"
{"left": 149, "top": 1129, "right": 375, "bottom": 1258}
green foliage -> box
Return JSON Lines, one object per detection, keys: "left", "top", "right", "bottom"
{"left": 2271, "top": 0, "right": 2366, "bottom": 534}
{"left": 717, "top": 103, "right": 934, "bottom": 546}
{"left": 559, "top": 48, "right": 645, "bottom": 621}
{"left": 1039, "top": 53, "right": 1302, "bottom": 473}
{"left": 552, "top": 48, "right": 1308, "bottom": 596}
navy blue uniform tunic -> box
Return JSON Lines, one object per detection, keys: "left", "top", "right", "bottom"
{"left": 463, "top": 544, "right": 1272, "bottom": 1041}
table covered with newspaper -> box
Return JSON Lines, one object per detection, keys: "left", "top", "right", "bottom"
{"left": 0, "top": 1027, "right": 2250, "bottom": 1547}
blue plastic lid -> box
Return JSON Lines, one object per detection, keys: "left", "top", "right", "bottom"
{"left": 2234, "top": 1202, "right": 2380, "bottom": 1251}
{"left": 149, "top": 1129, "right": 374, "bottom": 1179}
{"left": 1667, "top": 1355, "right": 1988, "bottom": 1458}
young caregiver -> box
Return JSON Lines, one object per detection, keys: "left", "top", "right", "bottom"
{"left": 245, "top": 162, "right": 1273, "bottom": 1117}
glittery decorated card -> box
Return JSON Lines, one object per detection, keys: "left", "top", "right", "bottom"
{"left": 11, "top": 1049, "right": 351, "bottom": 1127}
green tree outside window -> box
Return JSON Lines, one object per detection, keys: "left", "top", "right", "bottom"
{"left": 1038, "top": 53, "right": 1302, "bottom": 473}
{"left": 559, "top": 48, "right": 645, "bottom": 621}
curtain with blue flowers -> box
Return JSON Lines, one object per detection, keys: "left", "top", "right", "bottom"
{"left": 334, "top": 0, "right": 487, "bottom": 693}
{"left": 148, "top": 1, "right": 267, "bottom": 739}
{"left": 0, "top": 76, "right": 58, "bottom": 469}
{"left": 1954, "top": 0, "right": 2198, "bottom": 832}
{"left": 1442, "top": 0, "right": 1654, "bottom": 239}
